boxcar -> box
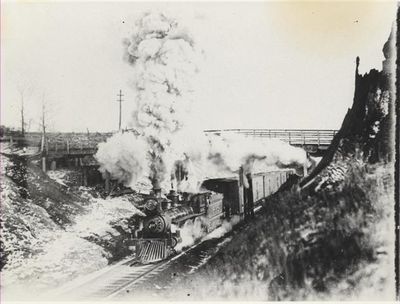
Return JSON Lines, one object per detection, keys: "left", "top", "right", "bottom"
{"left": 201, "top": 168, "right": 294, "bottom": 220}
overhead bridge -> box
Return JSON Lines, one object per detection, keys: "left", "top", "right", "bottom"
{"left": 204, "top": 129, "right": 338, "bottom": 155}
{"left": 2, "top": 129, "right": 338, "bottom": 156}
{"left": 2, "top": 129, "right": 337, "bottom": 175}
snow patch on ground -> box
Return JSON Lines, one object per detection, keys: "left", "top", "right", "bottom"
{"left": 1, "top": 152, "right": 143, "bottom": 300}
{"left": 70, "top": 195, "right": 144, "bottom": 238}
{"left": 46, "top": 170, "right": 69, "bottom": 186}
{"left": 1, "top": 143, "right": 40, "bottom": 156}
{"left": 2, "top": 194, "right": 143, "bottom": 300}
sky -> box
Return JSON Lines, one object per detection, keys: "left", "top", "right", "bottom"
{"left": 1, "top": 1, "right": 397, "bottom": 132}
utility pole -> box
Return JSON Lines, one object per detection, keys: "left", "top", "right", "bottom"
{"left": 21, "top": 95, "right": 25, "bottom": 136}
{"left": 41, "top": 92, "right": 46, "bottom": 137}
{"left": 117, "top": 90, "right": 124, "bottom": 131}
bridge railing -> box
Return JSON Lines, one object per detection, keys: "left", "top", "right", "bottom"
{"left": 44, "top": 141, "right": 99, "bottom": 154}
{"left": 204, "top": 129, "right": 338, "bottom": 146}
{"left": 2, "top": 129, "right": 338, "bottom": 155}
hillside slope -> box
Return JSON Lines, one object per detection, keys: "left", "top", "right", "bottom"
{"left": 1, "top": 150, "right": 88, "bottom": 270}
{"left": 0, "top": 148, "right": 143, "bottom": 298}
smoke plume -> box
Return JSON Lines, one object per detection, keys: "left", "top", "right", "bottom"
{"left": 124, "top": 12, "right": 200, "bottom": 189}
{"left": 96, "top": 12, "right": 201, "bottom": 190}
{"left": 96, "top": 12, "right": 308, "bottom": 193}
{"left": 96, "top": 132, "right": 151, "bottom": 189}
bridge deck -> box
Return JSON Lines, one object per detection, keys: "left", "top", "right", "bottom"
{"left": 2, "top": 129, "right": 337, "bottom": 157}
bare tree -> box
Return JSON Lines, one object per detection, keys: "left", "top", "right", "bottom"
{"left": 38, "top": 90, "right": 54, "bottom": 153}
{"left": 16, "top": 81, "right": 33, "bottom": 136}
{"left": 40, "top": 91, "right": 47, "bottom": 137}
{"left": 38, "top": 91, "right": 56, "bottom": 133}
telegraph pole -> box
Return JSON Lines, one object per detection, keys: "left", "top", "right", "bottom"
{"left": 117, "top": 90, "right": 124, "bottom": 131}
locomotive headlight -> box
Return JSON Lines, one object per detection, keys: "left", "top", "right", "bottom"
{"left": 145, "top": 199, "right": 158, "bottom": 211}
{"left": 145, "top": 215, "right": 166, "bottom": 234}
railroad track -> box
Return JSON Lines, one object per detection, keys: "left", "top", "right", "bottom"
{"left": 54, "top": 207, "right": 264, "bottom": 300}
{"left": 55, "top": 239, "right": 215, "bottom": 300}
{"left": 91, "top": 260, "right": 169, "bottom": 299}
{"left": 57, "top": 257, "right": 167, "bottom": 300}
{"left": 105, "top": 236, "right": 233, "bottom": 300}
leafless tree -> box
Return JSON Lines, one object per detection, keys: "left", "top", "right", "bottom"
{"left": 38, "top": 90, "right": 55, "bottom": 152}
{"left": 16, "top": 81, "right": 33, "bottom": 136}
{"left": 40, "top": 91, "right": 47, "bottom": 137}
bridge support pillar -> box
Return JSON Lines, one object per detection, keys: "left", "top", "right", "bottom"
{"left": 105, "top": 171, "right": 111, "bottom": 194}
{"left": 42, "top": 157, "right": 47, "bottom": 172}
{"left": 82, "top": 167, "right": 88, "bottom": 187}
{"left": 75, "top": 157, "right": 79, "bottom": 167}
{"left": 50, "top": 160, "right": 57, "bottom": 171}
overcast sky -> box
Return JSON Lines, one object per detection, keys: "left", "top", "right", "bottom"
{"left": 1, "top": 1, "right": 396, "bottom": 132}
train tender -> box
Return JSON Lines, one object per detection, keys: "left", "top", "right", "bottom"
{"left": 128, "top": 168, "right": 295, "bottom": 264}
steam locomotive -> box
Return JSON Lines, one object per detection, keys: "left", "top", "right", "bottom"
{"left": 127, "top": 168, "right": 295, "bottom": 264}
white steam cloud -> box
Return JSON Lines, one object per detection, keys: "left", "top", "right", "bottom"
{"left": 174, "top": 217, "right": 204, "bottom": 252}
{"left": 96, "top": 12, "right": 201, "bottom": 191}
{"left": 96, "top": 132, "right": 150, "bottom": 189}
{"left": 205, "top": 133, "right": 307, "bottom": 177}
{"left": 124, "top": 12, "right": 201, "bottom": 189}
{"left": 174, "top": 215, "right": 241, "bottom": 252}
{"left": 96, "top": 12, "right": 307, "bottom": 193}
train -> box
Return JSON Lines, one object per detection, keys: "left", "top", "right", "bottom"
{"left": 127, "top": 168, "right": 295, "bottom": 264}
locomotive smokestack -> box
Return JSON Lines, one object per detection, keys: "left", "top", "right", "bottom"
{"left": 167, "top": 190, "right": 179, "bottom": 206}
{"left": 153, "top": 185, "right": 162, "bottom": 198}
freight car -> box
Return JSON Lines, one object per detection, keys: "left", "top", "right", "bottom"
{"left": 128, "top": 168, "right": 294, "bottom": 264}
